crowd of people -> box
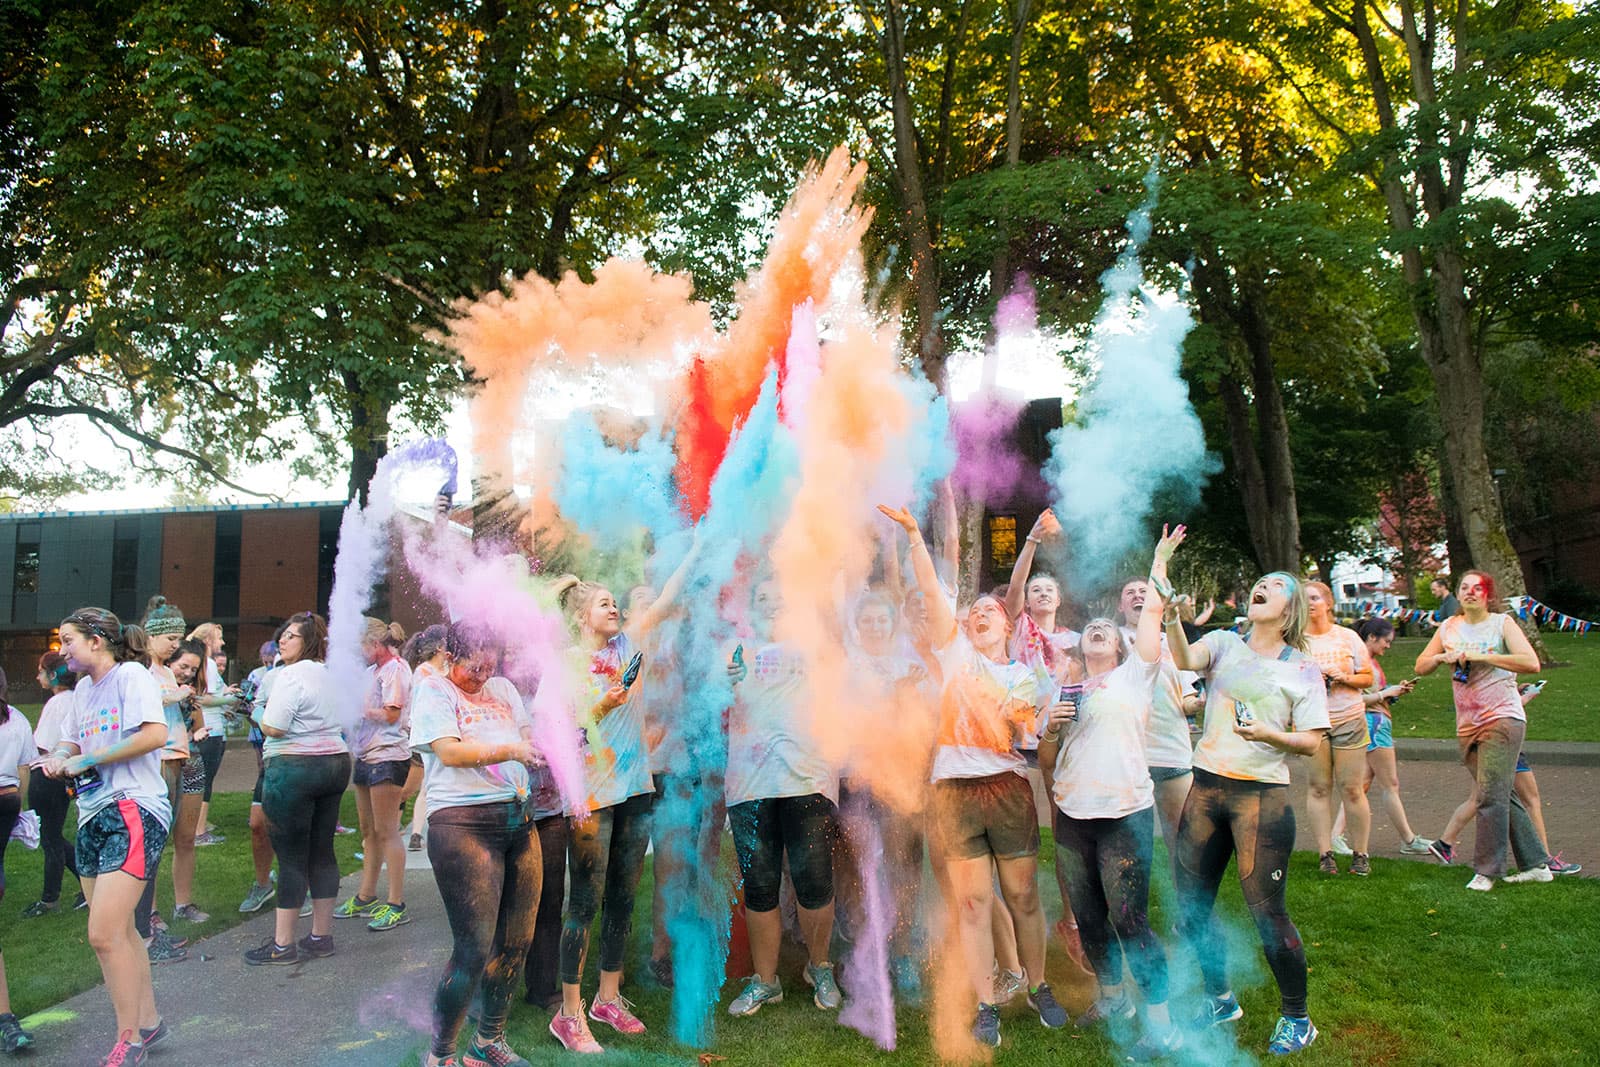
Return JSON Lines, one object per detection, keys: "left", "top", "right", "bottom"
{"left": 0, "top": 508, "right": 1578, "bottom": 1066}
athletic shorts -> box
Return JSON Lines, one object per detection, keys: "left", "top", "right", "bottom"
{"left": 1148, "top": 765, "right": 1193, "bottom": 784}
{"left": 931, "top": 772, "right": 1038, "bottom": 861}
{"left": 1516, "top": 750, "right": 1531, "bottom": 774}
{"left": 352, "top": 758, "right": 412, "bottom": 789}
{"left": 1328, "top": 715, "right": 1372, "bottom": 751}
{"left": 1366, "top": 712, "right": 1394, "bottom": 751}
{"left": 77, "top": 799, "right": 169, "bottom": 881}
{"left": 180, "top": 754, "right": 207, "bottom": 795}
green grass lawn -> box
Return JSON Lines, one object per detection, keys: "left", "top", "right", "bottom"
{"left": 1379, "top": 633, "right": 1599, "bottom": 742}
{"left": 0, "top": 790, "right": 365, "bottom": 1021}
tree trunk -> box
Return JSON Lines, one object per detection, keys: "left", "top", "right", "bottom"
{"left": 341, "top": 370, "right": 391, "bottom": 505}
{"left": 987, "top": 0, "right": 1032, "bottom": 319}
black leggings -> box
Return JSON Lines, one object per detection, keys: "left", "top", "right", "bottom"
{"left": 262, "top": 753, "right": 351, "bottom": 909}
{"left": 0, "top": 790, "right": 20, "bottom": 903}
{"left": 1175, "top": 769, "right": 1308, "bottom": 1017}
{"left": 522, "top": 814, "right": 569, "bottom": 1008}
{"left": 29, "top": 769, "right": 79, "bottom": 903}
{"left": 1053, "top": 805, "right": 1167, "bottom": 1002}
{"left": 195, "top": 734, "right": 227, "bottom": 802}
{"left": 730, "top": 792, "right": 837, "bottom": 913}
{"left": 427, "top": 801, "right": 541, "bottom": 1059}
{"left": 561, "top": 791, "right": 654, "bottom": 984}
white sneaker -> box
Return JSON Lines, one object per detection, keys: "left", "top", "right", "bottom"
{"left": 1502, "top": 866, "right": 1553, "bottom": 884}
{"left": 1466, "top": 874, "right": 1494, "bottom": 892}
{"left": 1331, "top": 834, "right": 1354, "bottom": 857}
{"left": 1400, "top": 836, "right": 1434, "bottom": 855}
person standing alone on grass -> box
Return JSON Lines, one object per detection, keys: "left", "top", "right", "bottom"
{"left": 43, "top": 607, "right": 172, "bottom": 1066}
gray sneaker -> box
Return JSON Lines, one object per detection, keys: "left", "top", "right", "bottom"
{"left": 1400, "top": 836, "right": 1434, "bottom": 855}
{"left": 1027, "top": 981, "right": 1068, "bottom": 1029}
{"left": 728, "top": 975, "right": 783, "bottom": 1017}
{"left": 994, "top": 967, "right": 1026, "bottom": 1005}
{"left": 805, "top": 961, "right": 842, "bottom": 1010}
{"left": 973, "top": 1003, "right": 1001, "bottom": 1048}
{"left": 238, "top": 882, "right": 276, "bottom": 914}
{"left": 172, "top": 903, "right": 210, "bottom": 924}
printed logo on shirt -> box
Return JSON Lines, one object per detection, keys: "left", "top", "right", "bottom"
{"left": 82, "top": 706, "right": 122, "bottom": 739}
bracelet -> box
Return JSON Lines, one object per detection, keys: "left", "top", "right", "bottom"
{"left": 1025, "top": 535, "right": 1041, "bottom": 545}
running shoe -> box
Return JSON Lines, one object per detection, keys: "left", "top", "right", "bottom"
{"left": 805, "top": 961, "right": 842, "bottom": 1010}
{"left": 1125, "top": 1026, "right": 1184, "bottom": 1062}
{"left": 367, "top": 903, "right": 410, "bottom": 931}
{"left": 0, "top": 1012, "right": 34, "bottom": 1053}
{"left": 409, "top": 832, "right": 424, "bottom": 852}
{"left": 172, "top": 903, "right": 210, "bottom": 923}
{"left": 139, "top": 1018, "right": 169, "bottom": 1050}
{"left": 147, "top": 932, "right": 189, "bottom": 964}
{"left": 423, "top": 1056, "right": 460, "bottom": 1067}
{"left": 299, "top": 900, "right": 314, "bottom": 918}
{"left": 1318, "top": 851, "right": 1339, "bottom": 875}
{"left": 464, "top": 1036, "right": 532, "bottom": 1067}
{"left": 1076, "top": 992, "right": 1136, "bottom": 1029}
{"left": 1547, "top": 852, "right": 1583, "bottom": 876}
{"left": 74, "top": 891, "right": 89, "bottom": 910}
{"left": 1400, "top": 836, "right": 1435, "bottom": 855}
{"left": 193, "top": 831, "right": 225, "bottom": 846}
{"left": 1502, "top": 865, "right": 1553, "bottom": 884}
{"left": 21, "top": 899, "right": 58, "bottom": 918}
{"left": 243, "top": 939, "right": 298, "bottom": 966}
{"left": 548, "top": 1007, "right": 603, "bottom": 1054}
{"left": 1192, "top": 992, "right": 1244, "bottom": 1028}
{"left": 1466, "top": 874, "right": 1494, "bottom": 892}
{"left": 298, "top": 932, "right": 337, "bottom": 958}
{"left": 336, "top": 823, "right": 358, "bottom": 835}
{"left": 1028, "top": 982, "right": 1069, "bottom": 1029}
{"left": 1267, "top": 1014, "right": 1318, "bottom": 1055}
{"left": 101, "top": 1032, "right": 146, "bottom": 1066}
{"left": 728, "top": 975, "right": 783, "bottom": 1017}
{"left": 994, "top": 966, "right": 1027, "bottom": 1005}
{"left": 334, "top": 895, "right": 381, "bottom": 919}
{"left": 589, "top": 995, "right": 646, "bottom": 1034}
{"left": 1428, "top": 839, "right": 1456, "bottom": 865}
{"left": 972, "top": 1003, "right": 1002, "bottom": 1048}
{"left": 648, "top": 955, "right": 674, "bottom": 988}
{"left": 353, "top": 851, "right": 364, "bottom": 861}
{"left": 1330, "top": 833, "right": 1353, "bottom": 856}
{"left": 1351, "top": 852, "right": 1371, "bottom": 877}
{"left": 238, "top": 881, "right": 276, "bottom": 914}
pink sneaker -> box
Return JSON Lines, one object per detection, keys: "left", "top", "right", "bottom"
{"left": 548, "top": 1007, "right": 604, "bottom": 1054}
{"left": 589, "top": 995, "right": 647, "bottom": 1035}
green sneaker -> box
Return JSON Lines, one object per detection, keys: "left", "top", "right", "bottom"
{"left": 728, "top": 975, "right": 783, "bottom": 1017}
{"left": 333, "top": 895, "right": 381, "bottom": 920}
{"left": 367, "top": 902, "right": 411, "bottom": 931}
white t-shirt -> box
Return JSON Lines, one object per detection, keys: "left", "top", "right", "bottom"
{"left": 353, "top": 657, "right": 413, "bottom": 763}
{"left": 1144, "top": 654, "right": 1195, "bottom": 770}
{"left": 202, "top": 657, "right": 228, "bottom": 734}
{"left": 1192, "top": 631, "right": 1330, "bottom": 785}
{"left": 409, "top": 675, "right": 536, "bottom": 814}
{"left": 841, "top": 648, "right": 933, "bottom": 780}
{"left": 261, "top": 660, "right": 349, "bottom": 759}
{"left": 1305, "top": 626, "right": 1372, "bottom": 726}
{"left": 33, "top": 691, "right": 76, "bottom": 753}
{"left": 70, "top": 662, "right": 172, "bottom": 827}
{"left": 1441, "top": 614, "right": 1524, "bottom": 734}
{"left": 0, "top": 709, "right": 34, "bottom": 788}
{"left": 575, "top": 634, "right": 654, "bottom": 810}
{"left": 150, "top": 662, "right": 190, "bottom": 761}
{"left": 930, "top": 633, "right": 1041, "bottom": 782}
{"left": 1050, "top": 653, "right": 1160, "bottom": 819}
{"left": 725, "top": 641, "right": 836, "bottom": 807}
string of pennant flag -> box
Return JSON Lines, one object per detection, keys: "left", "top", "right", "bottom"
{"left": 1507, "top": 595, "right": 1596, "bottom": 635}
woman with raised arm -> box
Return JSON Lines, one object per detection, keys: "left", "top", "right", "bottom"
{"left": 1037, "top": 526, "right": 1185, "bottom": 1060}
{"left": 1302, "top": 582, "right": 1376, "bottom": 876}
{"left": 1003, "top": 508, "right": 1079, "bottom": 684}
{"left": 411, "top": 624, "right": 544, "bottom": 1067}
{"left": 42, "top": 607, "right": 170, "bottom": 1065}
{"left": 1164, "top": 565, "right": 1330, "bottom": 1057}
{"left": 1414, "top": 570, "right": 1546, "bottom": 889}
{"left": 548, "top": 545, "right": 698, "bottom": 1053}
{"left": 877, "top": 504, "right": 1068, "bottom": 1049}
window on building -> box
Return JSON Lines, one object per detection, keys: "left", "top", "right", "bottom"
{"left": 988, "top": 514, "right": 1019, "bottom": 579}
{"left": 11, "top": 522, "right": 41, "bottom": 625}
{"left": 213, "top": 513, "right": 242, "bottom": 619}
{"left": 316, "top": 508, "right": 340, "bottom": 617}
{"left": 110, "top": 518, "right": 141, "bottom": 620}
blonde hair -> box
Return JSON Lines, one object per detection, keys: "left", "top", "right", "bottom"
{"left": 362, "top": 617, "right": 406, "bottom": 647}
{"left": 186, "top": 621, "right": 222, "bottom": 645}
{"left": 552, "top": 574, "right": 606, "bottom": 629}
{"left": 1250, "top": 572, "right": 1310, "bottom": 652}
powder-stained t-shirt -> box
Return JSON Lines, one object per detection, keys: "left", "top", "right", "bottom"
{"left": 410, "top": 674, "right": 536, "bottom": 814}
{"left": 202, "top": 656, "right": 229, "bottom": 734}
{"left": 840, "top": 648, "right": 933, "bottom": 781}
{"left": 1192, "top": 630, "right": 1330, "bottom": 785}
{"left": 150, "top": 661, "right": 191, "bottom": 761}
{"left": 33, "top": 691, "right": 75, "bottom": 753}
{"left": 0, "top": 709, "right": 34, "bottom": 788}
{"left": 70, "top": 662, "right": 172, "bottom": 827}
{"left": 930, "top": 633, "right": 1040, "bottom": 782}
{"left": 1305, "top": 626, "right": 1372, "bottom": 726}
{"left": 1440, "top": 614, "right": 1524, "bottom": 734}
{"left": 1144, "top": 652, "right": 1195, "bottom": 771}
{"left": 1050, "top": 653, "right": 1160, "bottom": 819}
{"left": 725, "top": 641, "right": 837, "bottom": 807}
{"left": 353, "top": 657, "right": 413, "bottom": 763}
{"left": 575, "top": 633, "right": 654, "bottom": 810}
{"left": 261, "top": 660, "right": 350, "bottom": 759}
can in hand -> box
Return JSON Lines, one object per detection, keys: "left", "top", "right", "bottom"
{"left": 1058, "top": 682, "right": 1085, "bottom": 722}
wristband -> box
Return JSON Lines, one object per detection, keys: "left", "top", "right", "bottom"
{"left": 1026, "top": 535, "right": 1042, "bottom": 545}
